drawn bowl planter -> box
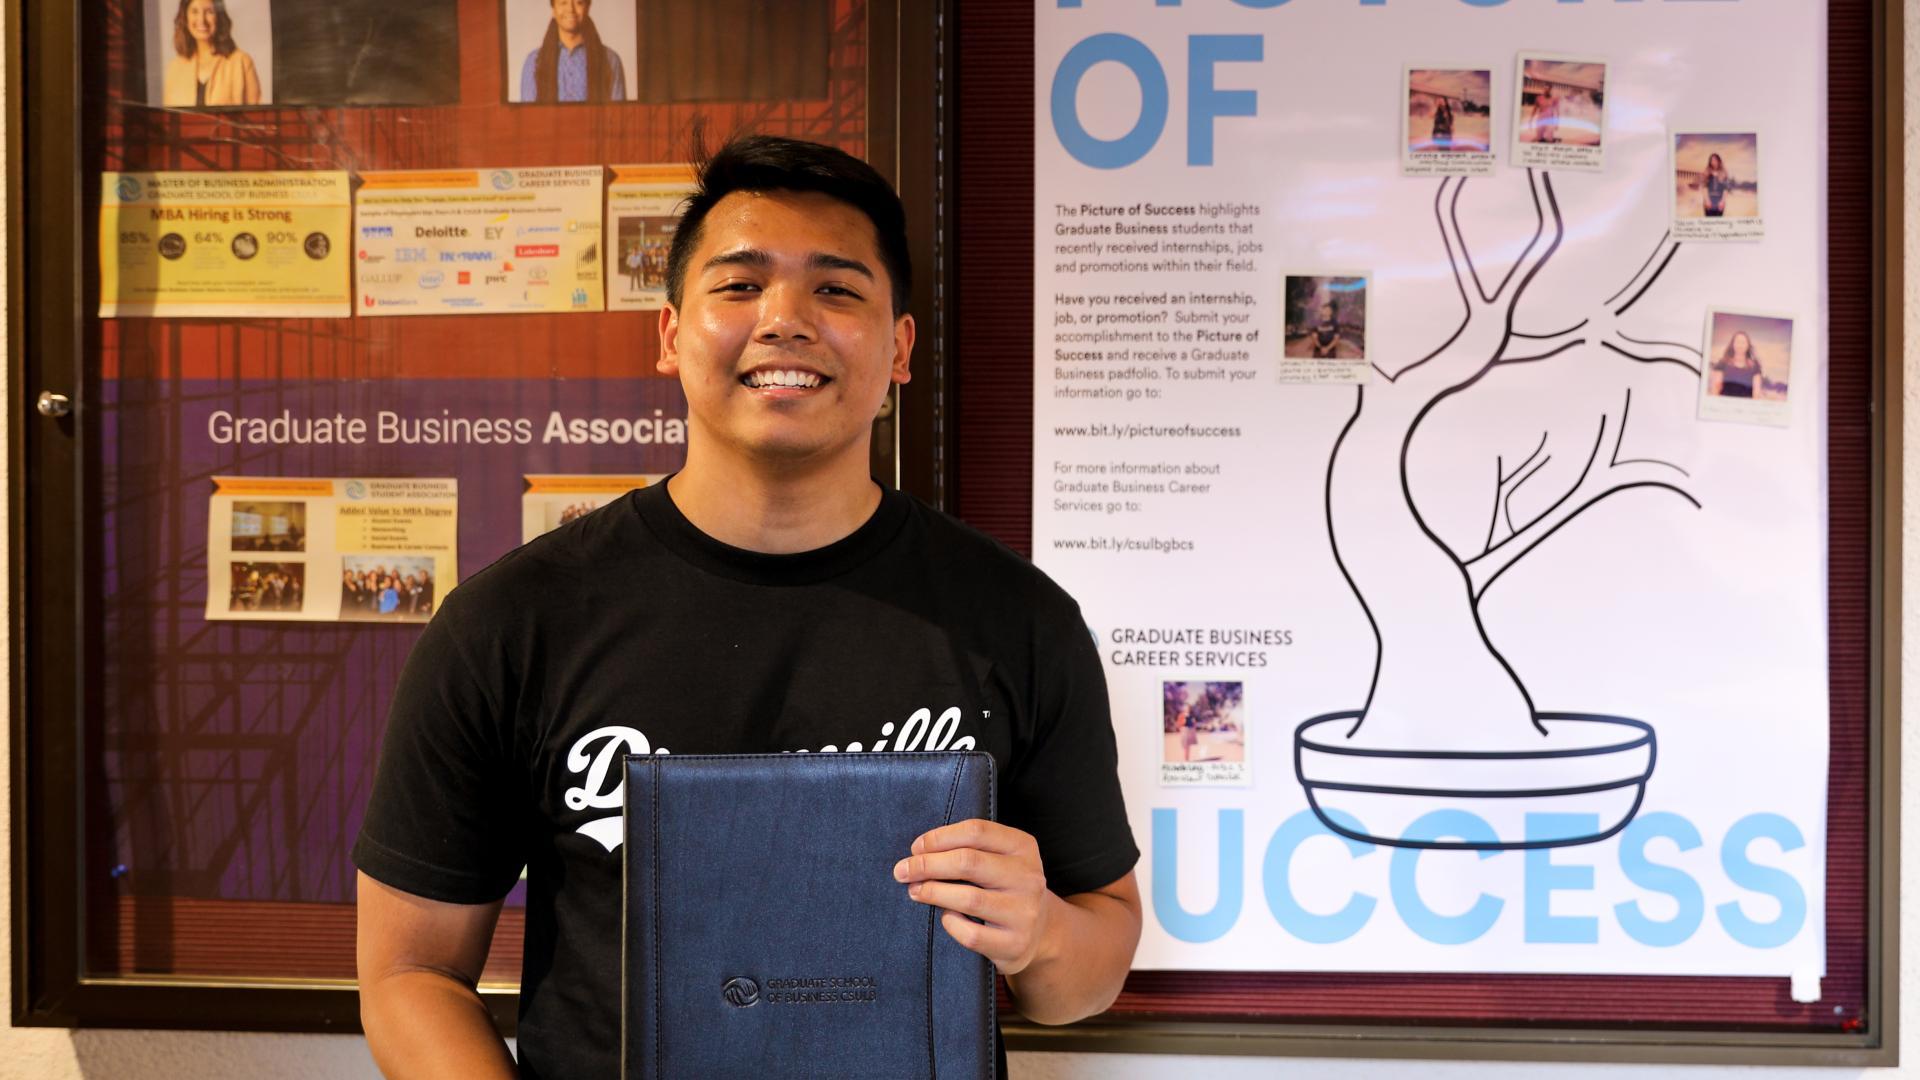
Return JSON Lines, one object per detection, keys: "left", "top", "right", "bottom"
{"left": 1294, "top": 712, "right": 1655, "bottom": 850}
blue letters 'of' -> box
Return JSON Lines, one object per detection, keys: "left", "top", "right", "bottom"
{"left": 1050, "top": 34, "right": 1169, "bottom": 169}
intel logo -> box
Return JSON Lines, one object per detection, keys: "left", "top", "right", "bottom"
{"left": 418, "top": 271, "right": 445, "bottom": 288}
{"left": 722, "top": 977, "right": 759, "bottom": 1008}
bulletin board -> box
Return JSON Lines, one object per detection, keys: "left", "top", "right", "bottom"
{"left": 952, "top": 0, "right": 1900, "bottom": 1067}
{"left": 10, "top": 0, "right": 949, "bottom": 1032}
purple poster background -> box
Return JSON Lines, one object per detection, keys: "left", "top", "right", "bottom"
{"left": 98, "top": 378, "right": 685, "bottom": 907}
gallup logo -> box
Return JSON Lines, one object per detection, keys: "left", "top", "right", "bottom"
{"left": 722, "top": 977, "right": 760, "bottom": 1008}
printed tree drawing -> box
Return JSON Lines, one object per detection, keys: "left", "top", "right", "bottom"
{"left": 1294, "top": 170, "right": 1703, "bottom": 851}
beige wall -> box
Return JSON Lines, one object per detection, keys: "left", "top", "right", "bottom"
{"left": 4, "top": 16, "right": 1920, "bottom": 1080}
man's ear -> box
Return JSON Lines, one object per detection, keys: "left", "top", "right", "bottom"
{"left": 657, "top": 303, "right": 680, "bottom": 376}
{"left": 890, "top": 313, "right": 915, "bottom": 386}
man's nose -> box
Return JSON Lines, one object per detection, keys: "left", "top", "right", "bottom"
{"left": 755, "top": 286, "right": 816, "bottom": 342}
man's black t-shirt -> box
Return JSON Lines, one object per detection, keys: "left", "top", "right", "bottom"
{"left": 352, "top": 482, "right": 1139, "bottom": 1079}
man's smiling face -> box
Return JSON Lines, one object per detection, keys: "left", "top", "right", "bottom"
{"left": 658, "top": 189, "right": 913, "bottom": 467}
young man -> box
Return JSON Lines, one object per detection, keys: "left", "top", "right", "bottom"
{"left": 353, "top": 135, "right": 1142, "bottom": 1078}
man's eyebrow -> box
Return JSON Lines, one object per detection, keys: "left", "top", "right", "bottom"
{"left": 698, "top": 250, "right": 876, "bottom": 282}
{"left": 701, "top": 248, "right": 773, "bottom": 273}
{"left": 807, "top": 253, "right": 876, "bottom": 280}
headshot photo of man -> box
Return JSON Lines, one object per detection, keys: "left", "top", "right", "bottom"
{"left": 505, "top": 0, "right": 638, "bottom": 104}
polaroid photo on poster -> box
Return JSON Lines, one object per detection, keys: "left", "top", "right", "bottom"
{"left": 1698, "top": 308, "right": 1794, "bottom": 428}
{"left": 1160, "top": 679, "right": 1248, "bottom": 787}
{"left": 143, "top": 0, "right": 276, "bottom": 107}
{"left": 1280, "top": 273, "right": 1371, "bottom": 386}
{"left": 503, "top": 0, "right": 639, "bottom": 103}
{"left": 1671, "top": 131, "right": 1764, "bottom": 243}
{"left": 1513, "top": 53, "right": 1608, "bottom": 172}
{"left": 1402, "top": 65, "right": 1496, "bottom": 177}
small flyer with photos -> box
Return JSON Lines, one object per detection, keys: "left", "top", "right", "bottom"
{"left": 205, "top": 476, "right": 458, "bottom": 623}
{"left": 606, "top": 165, "right": 696, "bottom": 311}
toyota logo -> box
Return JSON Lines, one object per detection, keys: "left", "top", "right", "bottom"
{"left": 722, "top": 977, "right": 760, "bottom": 1008}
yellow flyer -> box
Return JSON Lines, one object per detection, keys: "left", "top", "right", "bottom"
{"left": 606, "top": 165, "right": 694, "bottom": 311}
{"left": 521, "top": 474, "right": 664, "bottom": 543}
{"left": 205, "top": 476, "right": 458, "bottom": 623}
{"left": 99, "top": 171, "right": 352, "bottom": 318}
{"left": 355, "top": 167, "right": 604, "bottom": 316}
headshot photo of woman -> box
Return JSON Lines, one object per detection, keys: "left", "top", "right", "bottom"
{"left": 161, "top": 0, "right": 264, "bottom": 107}
{"left": 1705, "top": 311, "right": 1792, "bottom": 409}
{"left": 508, "top": 0, "right": 638, "bottom": 104}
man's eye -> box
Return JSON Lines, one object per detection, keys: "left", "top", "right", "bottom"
{"left": 714, "top": 281, "right": 760, "bottom": 293}
{"left": 818, "top": 285, "right": 862, "bottom": 298}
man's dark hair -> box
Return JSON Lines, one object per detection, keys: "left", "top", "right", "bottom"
{"left": 665, "top": 134, "right": 912, "bottom": 316}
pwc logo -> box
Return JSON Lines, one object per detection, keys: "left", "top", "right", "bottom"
{"left": 722, "top": 977, "right": 760, "bottom": 1008}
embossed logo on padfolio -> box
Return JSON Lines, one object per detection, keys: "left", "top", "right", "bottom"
{"left": 621, "top": 752, "right": 997, "bottom": 1080}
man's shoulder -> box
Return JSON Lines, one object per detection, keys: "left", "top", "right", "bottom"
{"left": 439, "top": 495, "right": 652, "bottom": 623}
{"left": 894, "top": 492, "right": 1085, "bottom": 619}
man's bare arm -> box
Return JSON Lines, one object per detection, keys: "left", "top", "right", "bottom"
{"left": 1002, "top": 872, "right": 1141, "bottom": 1025}
{"left": 896, "top": 821, "right": 1143, "bottom": 1026}
{"left": 356, "top": 871, "right": 518, "bottom": 1079}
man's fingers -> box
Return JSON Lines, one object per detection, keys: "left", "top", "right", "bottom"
{"left": 893, "top": 848, "right": 1041, "bottom": 891}
{"left": 939, "top": 910, "right": 1021, "bottom": 965}
{"left": 910, "top": 819, "right": 1033, "bottom": 857}
{"left": 906, "top": 879, "right": 1021, "bottom": 925}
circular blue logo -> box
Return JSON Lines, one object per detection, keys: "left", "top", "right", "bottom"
{"left": 490, "top": 170, "right": 515, "bottom": 191}
{"left": 722, "top": 977, "right": 760, "bottom": 1008}
{"left": 344, "top": 481, "right": 368, "bottom": 500}
{"left": 115, "top": 176, "right": 141, "bottom": 202}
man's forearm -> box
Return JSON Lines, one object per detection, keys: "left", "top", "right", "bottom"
{"left": 362, "top": 969, "right": 518, "bottom": 1080}
{"left": 1003, "top": 890, "right": 1139, "bottom": 1026}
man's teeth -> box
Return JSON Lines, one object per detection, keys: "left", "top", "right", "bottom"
{"left": 743, "top": 370, "right": 824, "bottom": 389}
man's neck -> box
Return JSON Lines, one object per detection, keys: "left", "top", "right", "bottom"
{"left": 667, "top": 444, "right": 882, "bottom": 555}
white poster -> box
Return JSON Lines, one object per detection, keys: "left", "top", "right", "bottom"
{"left": 1035, "top": 4, "right": 1827, "bottom": 984}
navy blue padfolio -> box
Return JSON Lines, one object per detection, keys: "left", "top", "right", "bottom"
{"left": 622, "top": 752, "right": 997, "bottom": 1080}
